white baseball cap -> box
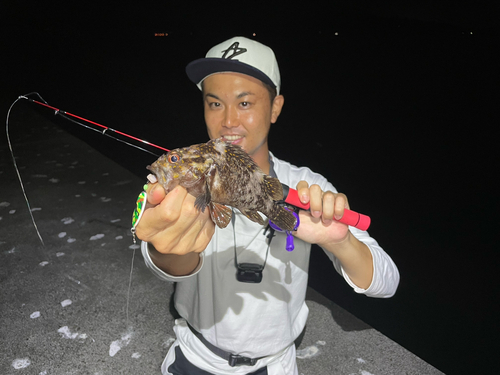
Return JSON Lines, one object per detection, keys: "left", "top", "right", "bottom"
{"left": 186, "top": 36, "right": 281, "bottom": 94}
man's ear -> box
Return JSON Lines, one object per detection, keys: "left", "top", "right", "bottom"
{"left": 271, "top": 95, "right": 284, "bottom": 124}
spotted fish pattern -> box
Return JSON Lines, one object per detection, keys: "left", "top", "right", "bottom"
{"left": 147, "top": 138, "right": 296, "bottom": 230}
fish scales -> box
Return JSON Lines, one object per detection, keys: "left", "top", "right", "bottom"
{"left": 147, "top": 138, "right": 297, "bottom": 230}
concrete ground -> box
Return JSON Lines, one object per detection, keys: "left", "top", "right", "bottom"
{"left": 0, "top": 103, "right": 444, "bottom": 374}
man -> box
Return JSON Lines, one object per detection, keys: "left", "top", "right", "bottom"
{"left": 135, "top": 36, "right": 399, "bottom": 375}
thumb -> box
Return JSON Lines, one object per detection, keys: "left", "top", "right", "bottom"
{"left": 146, "top": 183, "right": 166, "bottom": 206}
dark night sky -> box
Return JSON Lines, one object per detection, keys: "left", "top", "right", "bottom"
{"left": 2, "top": 2, "right": 499, "bottom": 374}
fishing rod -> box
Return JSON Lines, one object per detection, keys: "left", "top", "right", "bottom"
{"left": 9, "top": 92, "right": 370, "bottom": 233}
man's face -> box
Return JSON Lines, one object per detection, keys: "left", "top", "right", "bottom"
{"left": 202, "top": 72, "right": 283, "bottom": 166}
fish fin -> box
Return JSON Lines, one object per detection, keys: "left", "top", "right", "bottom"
{"left": 239, "top": 210, "right": 266, "bottom": 225}
{"left": 222, "top": 142, "right": 261, "bottom": 172}
{"left": 194, "top": 192, "right": 210, "bottom": 213}
{"left": 209, "top": 202, "right": 233, "bottom": 228}
{"left": 269, "top": 206, "right": 297, "bottom": 231}
{"left": 193, "top": 182, "right": 211, "bottom": 213}
{"left": 263, "top": 175, "right": 284, "bottom": 201}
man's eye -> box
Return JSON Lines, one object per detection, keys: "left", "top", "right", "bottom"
{"left": 240, "top": 102, "right": 249, "bottom": 107}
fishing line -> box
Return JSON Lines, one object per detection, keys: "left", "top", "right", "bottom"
{"left": 126, "top": 247, "right": 136, "bottom": 328}
{"left": 6, "top": 95, "right": 46, "bottom": 246}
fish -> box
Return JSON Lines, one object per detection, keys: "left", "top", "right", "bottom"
{"left": 146, "top": 137, "right": 297, "bottom": 230}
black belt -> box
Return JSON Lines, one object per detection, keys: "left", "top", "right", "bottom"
{"left": 187, "top": 323, "right": 265, "bottom": 367}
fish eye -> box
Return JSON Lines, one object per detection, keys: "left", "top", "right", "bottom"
{"left": 168, "top": 153, "right": 181, "bottom": 163}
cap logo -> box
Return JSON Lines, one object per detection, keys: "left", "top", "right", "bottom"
{"left": 221, "top": 42, "right": 247, "bottom": 60}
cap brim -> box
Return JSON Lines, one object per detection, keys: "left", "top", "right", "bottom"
{"left": 186, "top": 58, "right": 276, "bottom": 89}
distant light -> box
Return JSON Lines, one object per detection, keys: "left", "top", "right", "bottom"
{"left": 334, "top": 32, "right": 339, "bottom": 36}
{"left": 253, "top": 33, "right": 256, "bottom": 36}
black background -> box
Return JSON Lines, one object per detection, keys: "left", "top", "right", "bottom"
{"left": 2, "top": 2, "right": 499, "bottom": 373}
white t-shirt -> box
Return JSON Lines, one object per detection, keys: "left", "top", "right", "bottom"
{"left": 141, "top": 152, "right": 400, "bottom": 361}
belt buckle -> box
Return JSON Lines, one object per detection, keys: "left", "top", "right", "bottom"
{"left": 228, "top": 354, "right": 257, "bottom": 367}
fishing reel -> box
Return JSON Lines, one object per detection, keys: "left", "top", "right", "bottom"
{"left": 268, "top": 207, "right": 300, "bottom": 252}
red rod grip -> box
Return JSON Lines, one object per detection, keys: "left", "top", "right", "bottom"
{"left": 282, "top": 184, "right": 371, "bottom": 231}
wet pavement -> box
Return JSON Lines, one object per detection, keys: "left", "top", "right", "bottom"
{"left": 0, "top": 103, "right": 444, "bottom": 374}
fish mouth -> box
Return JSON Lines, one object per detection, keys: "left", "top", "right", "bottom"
{"left": 146, "top": 164, "right": 175, "bottom": 192}
{"left": 147, "top": 172, "right": 177, "bottom": 193}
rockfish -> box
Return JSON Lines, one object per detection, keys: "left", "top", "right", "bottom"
{"left": 147, "top": 138, "right": 297, "bottom": 230}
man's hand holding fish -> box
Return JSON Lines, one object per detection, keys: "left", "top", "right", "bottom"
{"left": 134, "top": 183, "right": 214, "bottom": 276}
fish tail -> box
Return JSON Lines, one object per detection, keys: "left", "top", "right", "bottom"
{"left": 268, "top": 206, "right": 297, "bottom": 231}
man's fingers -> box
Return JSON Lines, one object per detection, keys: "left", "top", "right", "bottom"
{"left": 321, "top": 191, "right": 335, "bottom": 223}
{"left": 157, "top": 186, "right": 190, "bottom": 222}
{"left": 173, "top": 209, "right": 214, "bottom": 254}
{"left": 296, "top": 181, "right": 310, "bottom": 204}
{"left": 309, "top": 184, "right": 323, "bottom": 218}
{"left": 333, "top": 193, "right": 349, "bottom": 220}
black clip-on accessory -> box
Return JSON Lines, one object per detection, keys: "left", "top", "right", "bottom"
{"left": 232, "top": 210, "right": 275, "bottom": 284}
